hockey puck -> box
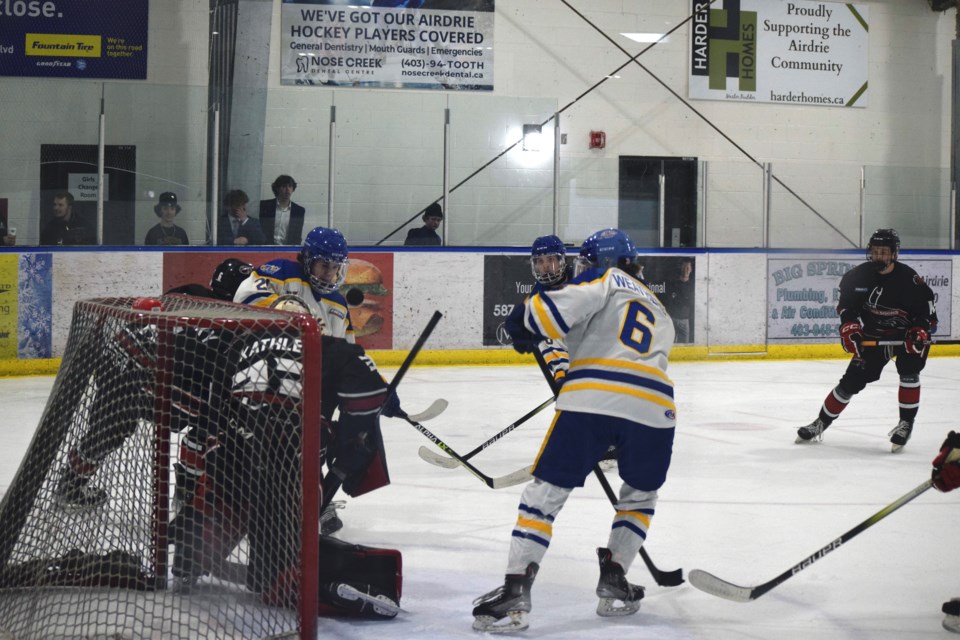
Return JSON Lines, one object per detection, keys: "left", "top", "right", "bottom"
{"left": 345, "top": 288, "right": 365, "bottom": 306}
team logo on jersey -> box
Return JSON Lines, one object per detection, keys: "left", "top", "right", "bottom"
{"left": 259, "top": 264, "right": 280, "bottom": 274}
{"left": 664, "top": 410, "right": 676, "bottom": 421}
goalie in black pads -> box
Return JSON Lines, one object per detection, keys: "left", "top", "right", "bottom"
{"left": 170, "top": 319, "right": 400, "bottom": 618}
{"left": 795, "top": 228, "right": 938, "bottom": 452}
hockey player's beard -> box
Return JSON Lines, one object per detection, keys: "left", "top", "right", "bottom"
{"left": 872, "top": 258, "right": 891, "bottom": 273}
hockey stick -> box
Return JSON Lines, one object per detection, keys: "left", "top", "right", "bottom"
{"left": 406, "top": 398, "right": 448, "bottom": 423}
{"left": 862, "top": 338, "right": 960, "bottom": 347}
{"left": 417, "top": 396, "right": 556, "bottom": 469}
{"left": 322, "top": 311, "right": 442, "bottom": 510}
{"left": 402, "top": 413, "right": 533, "bottom": 489}
{"left": 689, "top": 479, "right": 933, "bottom": 603}
{"left": 531, "top": 349, "right": 685, "bottom": 587}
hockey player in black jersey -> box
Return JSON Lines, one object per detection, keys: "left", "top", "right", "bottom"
{"left": 170, "top": 323, "right": 399, "bottom": 617}
{"left": 53, "top": 259, "right": 253, "bottom": 510}
{"left": 796, "top": 228, "right": 938, "bottom": 452}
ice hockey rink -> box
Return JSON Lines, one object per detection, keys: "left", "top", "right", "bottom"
{"left": 2, "top": 355, "right": 959, "bottom": 639}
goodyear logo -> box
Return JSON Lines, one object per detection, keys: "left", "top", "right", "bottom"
{"left": 26, "top": 33, "right": 101, "bottom": 57}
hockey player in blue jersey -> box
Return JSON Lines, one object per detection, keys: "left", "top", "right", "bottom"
{"left": 473, "top": 229, "right": 676, "bottom": 633}
{"left": 505, "top": 235, "right": 571, "bottom": 384}
{"left": 234, "top": 226, "right": 356, "bottom": 342}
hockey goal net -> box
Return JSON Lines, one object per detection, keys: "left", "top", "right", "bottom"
{"left": 0, "top": 295, "right": 322, "bottom": 639}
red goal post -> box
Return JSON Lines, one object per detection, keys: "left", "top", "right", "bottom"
{"left": 0, "top": 295, "right": 322, "bottom": 639}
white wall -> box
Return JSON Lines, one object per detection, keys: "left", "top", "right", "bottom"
{"left": 0, "top": 1, "right": 954, "bottom": 249}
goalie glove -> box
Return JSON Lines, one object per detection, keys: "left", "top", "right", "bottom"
{"left": 904, "top": 325, "right": 930, "bottom": 355}
{"left": 932, "top": 431, "right": 960, "bottom": 492}
{"left": 839, "top": 321, "right": 863, "bottom": 358}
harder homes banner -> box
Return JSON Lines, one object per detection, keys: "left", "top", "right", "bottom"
{"left": 280, "top": 0, "right": 494, "bottom": 90}
{"left": 689, "top": 0, "right": 868, "bottom": 107}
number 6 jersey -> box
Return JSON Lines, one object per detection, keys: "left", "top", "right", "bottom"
{"left": 522, "top": 267, "right": 677, "bottom": 429}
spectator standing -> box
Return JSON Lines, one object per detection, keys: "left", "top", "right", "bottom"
{"left": 665, "top": 257, "right": 694, "bottom": 343}
{"left": 217, "top": 189, "right": 265, "bottom": 246}
{"left": 144, "top": 192, "right": 190, "bottom": 246}
{"left": 404, "top": 202, "right": 443, "bottom": 246}
{"left": 40, "top": 191, "right": 95, "bottom": 245}
{"left": 259, "top": 175, "right": 305, "bottom": 245}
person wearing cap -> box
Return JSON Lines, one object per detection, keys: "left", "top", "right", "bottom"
{"left": 144, "top": 192, "right": 190, "bottom": 246}
{"left": 404, "top": 202, "right": 443, "bottom": 246}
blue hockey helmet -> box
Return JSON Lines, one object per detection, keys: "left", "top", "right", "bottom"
{"left": 300, "top": 227, "right": 349, "bottom": 294}
{"left": 576, "top": 228, "right": 638, "bottom": 276}
{"left": 530, "top": 235, "right": 567, "bottom": 286}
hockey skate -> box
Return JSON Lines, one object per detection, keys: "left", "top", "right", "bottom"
{"left": 472, "top": 562, "right": 538, "bottom": 634}
{"left": 888, "top": 420, "right": 914, "bottom": 453}
{"left": 795, "top": 418, "right": 828, "bottom": 444}
{"left": 595, "top": 548, "right": 644, "bottom": 616}
{"left": 943, "top": 598, "right": 960, "bottom": 634}
{"left": 320, "top": 500, "right": 345, "bottom": 536}
{"left": 54, "top": 471, "right": 108, "bottom": 512}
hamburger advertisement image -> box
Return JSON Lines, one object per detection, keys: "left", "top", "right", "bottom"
{"left": 163, "top": 252, "right": 395, "bottom": 350}
{"left": 339, "top": 254, "right": 393, "bottom": 350}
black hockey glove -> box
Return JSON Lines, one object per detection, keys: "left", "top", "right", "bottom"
{"left": 932, "top": 431, "right": 960, "bottom": 493}
{"left": 380, "top": 389, "right": 402, "bottom": 418}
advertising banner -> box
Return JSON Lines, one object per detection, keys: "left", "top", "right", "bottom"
{"left": 15, "top": 253, "right": 53, "bottom": 359}
{"left": 689, "top": 0, "right": 868, "bottom": 107}
{"left": 280, "top": 0, "right": 494, "bottom": 90}
{"left": 766, "top": 257, "right": 952, "bottom": 341}
{"left": 482, "top": 255, "right": 696, "bottom": 347}
{"left": 163, "top": 252, "right": 394, "bottom": 350}
{"left": 0, "top": 0, "right": 148, "bottom": 79}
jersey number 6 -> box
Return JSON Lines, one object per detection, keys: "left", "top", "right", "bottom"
{"left": 619, "top": 300, "right": 654, "bottom": 355}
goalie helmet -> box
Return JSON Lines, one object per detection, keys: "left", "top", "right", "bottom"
{"left": 866, "top": 228, "right": 900, "bottom": 271}
{"left": 530, "top": 235, "right": 566, "bottom": 286}
{"left": 210, "top": 258, "right": 253, "bottom": 301}
{"left": 300, "top": 227, "right": 349, "bottom": 295}
{"left": 575, "top": 228, "right": 638, "bottom": 277}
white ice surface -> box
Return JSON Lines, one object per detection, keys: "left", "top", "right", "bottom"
{"left": 2, "top": 357, "right": 959, "bottom": 639}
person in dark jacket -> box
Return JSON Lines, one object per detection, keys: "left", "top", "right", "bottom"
{"left": 259, "top": 175, "right": 305, "bottom": 245}
{"left": 217, "top": 189, "right": 265, "bottom": 246}
{"left": 40, "top": 191, "right": 95, "bottom": 245}
{"left": 404, "top": 202, "right": 443, "bottom": 246}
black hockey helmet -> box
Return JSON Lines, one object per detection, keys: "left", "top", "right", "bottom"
{"left": 210, "top": 258, "right": 253, "bottom": 300}
{"left": 866, "top": 228, "right": 900, "bottom": 266}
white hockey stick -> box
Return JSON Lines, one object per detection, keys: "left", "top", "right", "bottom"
{"left": 405, "top": 398, "right": 448, "bottom": 423}
{"left": 418, "top": 396, "right": 555, "bottom": 469}
{"left": 689, "top": 479, "right": 933, "bottom": 603}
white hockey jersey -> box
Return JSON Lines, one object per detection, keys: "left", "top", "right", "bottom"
{"left": 523, "top": 267, "right": 676, "bottom": 429}
{"left": 233, "top": 258, "right": 355, "bottom": 343}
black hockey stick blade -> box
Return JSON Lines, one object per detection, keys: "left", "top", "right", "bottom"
{"left": 532, "top": 349, "right": 684, "bottom": 587}
{"left": 417, "top": 396, "right": 556, "bottom": 469}
{"left": 403, "top": 415, "right": 532, "bottom": 489}
{"left": 689, "top": 479, "right": 934, "bottom": 603}
{"left": 406, "top": 398, "right": 448, "bottom": 423}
